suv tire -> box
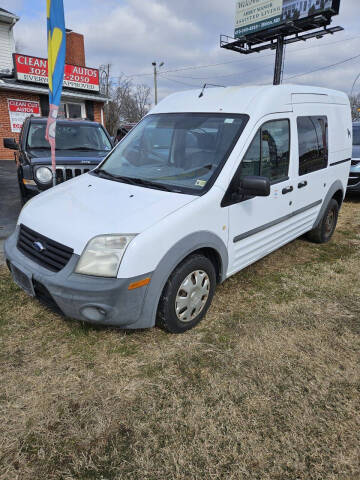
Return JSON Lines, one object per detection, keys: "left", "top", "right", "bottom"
{"left": 157, "top": 254, "right": 216, "bottom": 333}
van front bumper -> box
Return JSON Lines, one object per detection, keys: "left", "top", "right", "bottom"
{"left": 4, "top": 228, "right": 152, "bottom": 328}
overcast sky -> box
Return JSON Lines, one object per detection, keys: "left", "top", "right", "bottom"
{"left": 4, "top": 0, "right": 360, "bottom": 104}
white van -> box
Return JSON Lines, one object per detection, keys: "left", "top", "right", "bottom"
{"left": 4, "top": 85, "right": 352, "bottom": 333}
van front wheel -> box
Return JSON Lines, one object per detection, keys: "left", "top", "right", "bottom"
{"left": 307, "top": 198, "right": 339, "bottom": 244}
{"left": 157, "top": 254, "right": 216, "bottom": 333}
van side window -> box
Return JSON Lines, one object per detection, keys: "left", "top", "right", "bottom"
{"left": 297, "top": 116, "right": 328, "bottom": 176}
{"left": 239, "top": 119, "right": 290, "bottom": 183}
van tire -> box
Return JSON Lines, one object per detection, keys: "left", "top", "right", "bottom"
{"left": 306, "top": 199, "right": 339, "bottom": 244}
{"left": 156, "top": 254, "right": 216, "bottom": 333}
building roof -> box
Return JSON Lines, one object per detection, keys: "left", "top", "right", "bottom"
{"left": 0, "top": 77, "right": 108, "bottom": 103}
{"left": 0, "top": 7, "right": 16, "bottom": 15}
{"left": 0, "top": 7, "right": 19, "bottom": 23}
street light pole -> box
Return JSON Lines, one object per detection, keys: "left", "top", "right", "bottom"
{"left": 152, "top": 61, "right": 164, "bottom": 105}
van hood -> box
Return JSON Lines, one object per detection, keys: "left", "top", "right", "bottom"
{"left": 19, "top": 173, "right": 196, "bottom": 254}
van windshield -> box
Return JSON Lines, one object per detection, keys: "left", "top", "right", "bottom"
{"left": 353, "top": 126, "right": 360, "bottom": 146}
{"left": 95, "top": 113, "right": 248, "bottom": 194}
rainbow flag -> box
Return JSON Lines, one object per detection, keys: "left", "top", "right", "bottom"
{"left": 46, "top": 0, "right": 66, "bottom": 186}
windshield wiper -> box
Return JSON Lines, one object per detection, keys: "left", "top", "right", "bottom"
{"left": 129, "top": 177, "right": 177, "bottom": 192}
{"left": 94, "top": 170, "right": 177, "bottom": 192}
{"left": 93, "top": 170, "right": 134, "bottom": 183}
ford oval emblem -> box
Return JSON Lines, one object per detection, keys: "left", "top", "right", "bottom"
{"left": 33, "top": 241, "right": 45, "bottom": 252}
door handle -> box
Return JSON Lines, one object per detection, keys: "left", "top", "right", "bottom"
{"left": 298, "top": 181, "right": 308, "bottom": 189}
{"left": 282, "top": 186, "right": 293, "bottom": 195}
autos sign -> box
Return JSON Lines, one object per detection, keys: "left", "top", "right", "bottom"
{"left": 8, "top": 99, "right": 41, "bottom": 133}
{"left": 13, "top": 54, "right": 100, "bottom": 92}
{"left": 235, "top": 0, "right": 341, "bottom": 38}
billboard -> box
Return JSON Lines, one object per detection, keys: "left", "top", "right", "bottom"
{"left": 235, "top": 0, "right": 341, "bottom": 39}
{"left": 8, "top": 99, "right": 41, "bottom": 133}
{"left": 13, "top": 54, "right": 100, "bottom": 92}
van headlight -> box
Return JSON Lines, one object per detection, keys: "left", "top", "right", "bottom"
{"left": 35, "top": 166, "right": 53, "bottom": 184}
{"left": 75, "top": 235, "right": 135, "bottom": 277}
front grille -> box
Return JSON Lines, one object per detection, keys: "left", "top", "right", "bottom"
{"left": 17, "top": 224, "right": 73, "bottom": 272}
{"left": 55, "top": 166, "right": 91, "bottom": 184}
{"left": 348, "top": 172, "right": 360, "bottom": 187}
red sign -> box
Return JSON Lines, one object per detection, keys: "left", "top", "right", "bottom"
{"left": 13, "top": 54, "right": 100, "bottom": 92}
{"left": 8, "top": 99, "right": 41, "bottom": 133}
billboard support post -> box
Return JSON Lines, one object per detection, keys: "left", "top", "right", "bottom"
{"left": 273, "top": 36, "right": 285, "bottom": 86}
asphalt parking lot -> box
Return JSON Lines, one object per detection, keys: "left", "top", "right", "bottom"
{"left": 0, "top": 160, "right": 22, "bottom": 265}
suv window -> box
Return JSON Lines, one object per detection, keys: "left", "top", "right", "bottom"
{"left": 297, "top": 116, "right": 328, "bottom": 175}
{"left": 239, "top": 119, "right": 290, "bottom": 183}
{"left": 27, "top": 123, "right": 112, "bottom": 151}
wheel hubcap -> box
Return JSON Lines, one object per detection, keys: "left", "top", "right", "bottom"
{"left": 175, "top": 270, "right": 210, "bottom": 323}
{"left": 325, "top": 209, "right": 335, "bottom": 235}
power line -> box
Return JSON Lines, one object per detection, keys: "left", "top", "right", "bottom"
{"left": 120, "top": 34, "right": 360, "bottom": 81}
{"left": 161, "top": 76, "right": 199, "bottom": 88}
{"left": 161, "top": 52, "right": 360, "bottom": 92}
{"left": 285, "top": 53, "right": 360, "bottom": 80}
{"left": 158, "top": 34, "right": 360, "bottom": 81}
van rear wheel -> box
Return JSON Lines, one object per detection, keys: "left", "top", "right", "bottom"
{"left": 157, "top": 254, "right": 216, "bottom": 333}
{"left": 307, "top": 199, "right": 339, "bottom": 244}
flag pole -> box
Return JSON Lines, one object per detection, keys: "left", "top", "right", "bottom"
{"left": 45, "top": 0, "right": 66, "bottom": 186}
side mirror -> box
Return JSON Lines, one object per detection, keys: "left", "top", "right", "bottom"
{"left": 3, "top": 138, "right": 19, "bottom": 150}
{"left": 240, "top": 175, "right": 270, "bottom": 197}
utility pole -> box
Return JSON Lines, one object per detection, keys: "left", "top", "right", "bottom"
{"left": 152, "top": 61, "right": 164, "bottom": 105}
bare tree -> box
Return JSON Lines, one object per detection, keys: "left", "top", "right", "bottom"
{"left": 100, "top": 66, "right": 152, "bottom": 135}
{"left": 349, "top": 95, "right": 360, "bottom": 121}
{"left": 134, "top": 84, "right": 151, "bottom": 119}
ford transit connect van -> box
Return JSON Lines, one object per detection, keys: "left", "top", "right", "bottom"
{"left": 4, "top": 85, "right": 352, "bottom": 333}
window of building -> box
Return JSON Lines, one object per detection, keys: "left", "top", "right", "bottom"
{"left": 239, "top": 119, "right": 290, "bottom": 183}
{"left": 297, "top": 116, "right": 328, "bottom": 176}
{"left": 59, "top": 101, "right": 86, "bottom": 119}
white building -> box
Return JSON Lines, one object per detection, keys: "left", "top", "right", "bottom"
{"left": 282, "top": 0, "right": 333, "bottom": 19}
{"left": 0, "top": 8, "right": 19, "bottom": 73}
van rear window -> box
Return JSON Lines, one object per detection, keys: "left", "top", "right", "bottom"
{"left": 297, "top": 116, "right": 328, "bottom": 176}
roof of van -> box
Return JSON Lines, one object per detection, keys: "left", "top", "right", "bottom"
{"left": 151, "top": 84, "right": 349, "bottom": 116}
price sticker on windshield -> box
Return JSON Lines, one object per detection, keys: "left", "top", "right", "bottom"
{"left": 195, "top": 179, "right": 207, "bottom": 187}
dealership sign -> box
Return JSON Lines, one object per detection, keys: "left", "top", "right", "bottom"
{"left": 235, "top": 0, "right": 341, "bottom": 38}
{"left": 13, "top": 54, "right": 100, "bottom": 92}
{"left": 8, "top": 99, "right": 41, "bottom": 133}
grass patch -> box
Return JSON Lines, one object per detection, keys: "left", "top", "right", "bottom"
{"left": 0, "top": 201, "right": 359, "bottom": 480}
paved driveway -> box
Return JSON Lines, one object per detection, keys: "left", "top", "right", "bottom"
{"left": 0, "top": 160, "right": 22, "bottom": 265}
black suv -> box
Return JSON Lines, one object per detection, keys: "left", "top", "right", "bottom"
{"left": 4, "top": 117, "right": 113, "bottom": 204}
